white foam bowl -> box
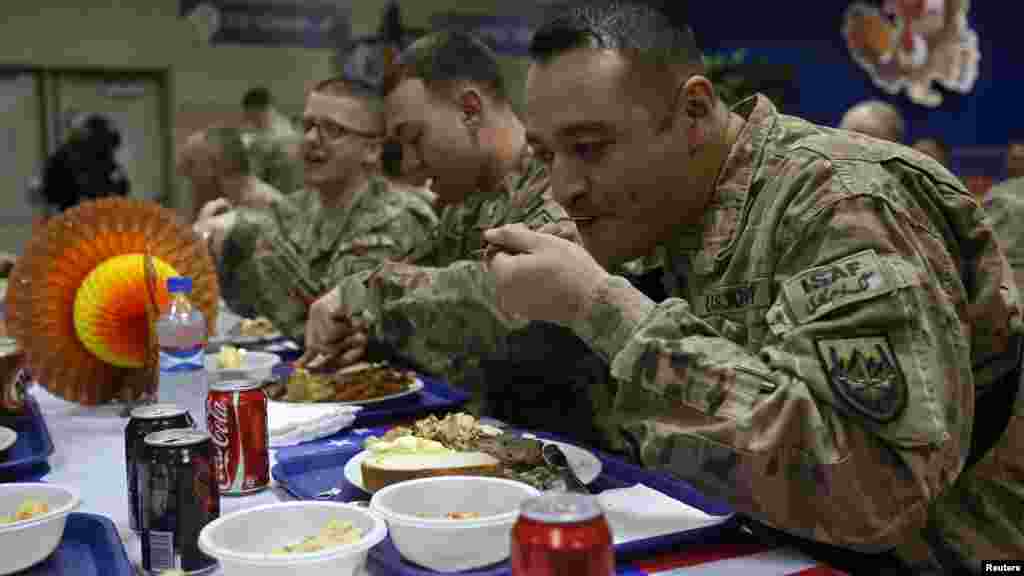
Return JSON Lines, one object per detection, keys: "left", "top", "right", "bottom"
{"left": 198, "top": 501, "right": 387, "bottom": 576}
{"left": 370, "top": 476, "right": 541, "bottom": 572}
{"left": 205, "top": 350, "right": 280, "bottom": 383}
{"left": 0, "top": 483, "right": 80, "bottom": 575}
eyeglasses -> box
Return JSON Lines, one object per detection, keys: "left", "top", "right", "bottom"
{"left": 302, "top": 117, "right": 381, "bottom": 142}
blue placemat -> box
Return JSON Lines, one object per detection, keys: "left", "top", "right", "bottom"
{"left": 273, "top": 426, "right": 736, "bottom": 576}
{"left": 270, "top": 365, "right": 470, "bottom": 429}
{"left": 0, "top": 396, "right": 54, "bottom": 482}
{"left": 20, "top": 512, "right": 134, "bottom": 575}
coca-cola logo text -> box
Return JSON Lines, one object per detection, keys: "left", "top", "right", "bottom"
{"left": 208, "top": 399, "right": 231, "bottom": 449}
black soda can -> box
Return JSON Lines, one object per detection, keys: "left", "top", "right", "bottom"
{"left": 125, "top": 404, "right": 194, "bottom": 532}
{"left": 139, "top": 428, "right": 220, "bottom": 575}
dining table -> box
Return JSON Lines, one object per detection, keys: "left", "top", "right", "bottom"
{"left": 18, "top": 372, "right": 851, "bottom": 576}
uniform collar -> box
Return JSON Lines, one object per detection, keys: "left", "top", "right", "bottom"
{"left": 662, "top": 94, "right": 778, "bottom": 275}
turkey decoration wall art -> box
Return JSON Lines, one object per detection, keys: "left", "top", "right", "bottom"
{"left": 842, "top": 0, "right": 980, "bottom": 107}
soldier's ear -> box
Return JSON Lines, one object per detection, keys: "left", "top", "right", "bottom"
{"left": 681, "top": 75, "right": 716, "bottom": 149}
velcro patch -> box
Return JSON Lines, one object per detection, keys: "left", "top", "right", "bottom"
{"left": 782, "top": 249, "right": 904, "bottom": 324}
{"left": 815, "top": 335, "right": 908, "bottom": 423}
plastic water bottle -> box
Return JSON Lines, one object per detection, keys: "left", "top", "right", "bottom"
{"left": 156, "top": 277, "right": 209, "bottom": 431}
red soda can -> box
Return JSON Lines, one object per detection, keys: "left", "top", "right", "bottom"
{"left": 206, "top": 379, "right": 269, "bottom": 495}
{"left": 0, "top": 338, "right": 28, "bottom": 416}
{"left": 511, "top": 492, "right": 615, "bottom": 576}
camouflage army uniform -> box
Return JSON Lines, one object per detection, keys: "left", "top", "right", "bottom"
{"left": 218, "top": 177, "right": 437, "bottom": 341}
{"left": 333, "top": 155, "right": 601, "bottom": 421}
{"left": 917, "top": 176, "right": 1024, "bottom": 571}
{"left": 243, "top": 127, "right": 303, "bottom": 196}
{"left": 566, "top": 96, "right": 1021, "bottom": 571}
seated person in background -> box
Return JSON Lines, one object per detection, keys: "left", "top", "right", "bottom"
{"left": 484, "top": 1, "right": 1023, "bottom": 572}
{"left": 839, "top": 99, "right": 906, "bottom": 143}
{"left": 985, "top": 174, "right": 1024, "bottom": 289}
{"left": 194, "top": 76, "right": 437, "bottom": 341}
{"left": 1007, "top": 139, "right": 1024, "bottom": 180}
{"left": 179, "top": 126, "right": 284, "bottom": 221}
{"left": 300, "top": 33, "right": 604, "bottom": 442}
{"left": 912, "top": 136, "right": 950, "bottom": 168}
{"left": 40, "top": 113, "right": 129, "bottom": 214}
{"left": 240, "top": 86, "right": 304, "bottom": 197}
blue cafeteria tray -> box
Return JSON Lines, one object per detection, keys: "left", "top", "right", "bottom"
{"left": 20, "top": 512, "right": 134, "bottom": 575}
{"left": 272, "top": 426, "right": 736, "bottom": 576}
{"left": 0, "top": 396, "right": 54, "bottom": 482}
{"left": 270, "top": 365, "right": 470, "bottom": 428}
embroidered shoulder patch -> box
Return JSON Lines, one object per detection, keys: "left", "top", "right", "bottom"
{"left": 815, "top": 335, "right": 908, "bottom": 423}
{"left": 782, "top": 249, "right": 898, "bottom": 324}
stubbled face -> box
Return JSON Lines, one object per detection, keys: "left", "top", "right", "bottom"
{"left": 525, "top": 49, "right": 702, "bottom": 268}
{"left": 301, "top": 91, "right": 380, "bottom": 190}
{"left": 385, "top": 78, "right": 482, "bottom": 205}
{"left": 1008, "top": 143, "right": 1024, "bottom": 179}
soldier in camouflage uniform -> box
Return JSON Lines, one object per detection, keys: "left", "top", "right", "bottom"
{"left": 301, "top": 33, "right": 605, "bottom": 438}
{"left": 195, "top": 77, "right": 436, "bottom": 342}
{"left": 240, "top": 87, "right": 304, "bottom": 196}
{"left": 180, "top": 126, "right": 284, "bottom": 221}
{"left": 482, "top": 2, "right": 1022, "bottom": 572}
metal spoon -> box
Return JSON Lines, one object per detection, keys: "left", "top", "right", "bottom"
{"left": 542, "top": 443, "right": 591, "bottom": 494}
{"left": 315, "top": 487, "right": 343, "bottom": 499}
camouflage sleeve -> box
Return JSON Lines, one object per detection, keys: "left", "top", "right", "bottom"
{"left": 574, "top": 175, "right": 1005, "bottom": 552}
{"left": 335, "top": 260, "right": 527, "bottom": 385}
{"left": 220, "top": 191, "right": 437, "bottom": 341}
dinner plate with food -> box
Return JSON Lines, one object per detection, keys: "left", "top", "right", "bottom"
{"left": 210, "top": 316, "right": 283, "bottom": 345}
{"left": 264, "top": 362, "right": 424, "bottom": 407}
{"left": 0, "top": 426, "right": 16, "bottom": 454}
{"left": 343, "top": 413, "right": 602, "bottom": 493}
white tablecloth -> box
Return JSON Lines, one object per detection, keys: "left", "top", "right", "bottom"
{"left": 32, "top": 384, "right": 291, "bottom": 574}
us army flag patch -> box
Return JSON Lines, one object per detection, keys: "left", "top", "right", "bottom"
{"left": 815, "top": 335, "right": 908, "bottom": 423}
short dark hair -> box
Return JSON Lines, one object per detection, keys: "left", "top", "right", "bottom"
{"left": 382, "top": 30, "right": 507, "bottom": 103}
{"left": 312, "top": 75, "right": 382, "bottom": 102}
{"left": 242, "top": 87, "right": 272, "bottom": 111}
{"left": 529, "top": 1, "right": 703, "bottom": 74}
{"left": 205, "top": 126, "right": 250, "bottom": 176}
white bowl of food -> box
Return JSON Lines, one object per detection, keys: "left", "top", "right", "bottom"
{"left": 0, "top": 483, "right": 80, "bottom": 575}
{"left": 205, "top": 347, "right": 280, "bottom": 383}
{"left": 198, "top": 501, "right": 387, "bottom": 576}
{"left": 369, "top": 476, "right": 541, "bottom": 572}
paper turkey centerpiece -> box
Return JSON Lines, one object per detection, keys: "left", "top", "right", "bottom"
{"left": 5, "top": 198, "right": 219, "bottom": 405}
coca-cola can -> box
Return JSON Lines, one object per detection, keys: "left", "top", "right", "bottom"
{"left": 511, "top": 492, "right": 615, "bottom": 576}
{"left": 125, "top": 404, "right": 194, "bottom": 532}
{"left": 139, "top": 428, "right": 219, "bottom": 575}
{"left": 0, "top": 338, "right": 28, "bottom": 416}
{"left": 206, "top": 379, "right": 269, "bottom": 495}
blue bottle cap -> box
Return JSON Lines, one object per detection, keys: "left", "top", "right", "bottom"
{"left": 166, "top": 277, "right": 192, "bottom": 294}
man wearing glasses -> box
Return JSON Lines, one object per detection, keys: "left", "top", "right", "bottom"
{"left": 195, "top": 76, "right": 437, "bottom": 342}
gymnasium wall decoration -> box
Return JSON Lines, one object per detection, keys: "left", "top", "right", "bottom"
{"left": 842, "top": 0, "right": 979, "bottom": 107}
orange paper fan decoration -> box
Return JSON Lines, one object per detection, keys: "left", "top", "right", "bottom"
{"left": 6, "top": 198, "right": 220, "bottom": 405}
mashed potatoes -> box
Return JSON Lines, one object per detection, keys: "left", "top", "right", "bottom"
{"left": 0, "top": 499, "right": 49, "bottom": 524}
{"left": 272, "top": 519, "right": 362, "bottom": 554}
{"left": 217, "top": 345, "right": 245, "bottom": 369}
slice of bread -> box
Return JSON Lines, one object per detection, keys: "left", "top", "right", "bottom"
{"left": 361, "top": 451, "right": 503, "bottom": 492}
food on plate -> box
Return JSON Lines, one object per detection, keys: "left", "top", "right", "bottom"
{"left": 159, "top": 572, "right": 186, "bottom": 576}
{"left": 238, "top": 317, "right": 275, "bottom": 338}
{"left": 271, "top": 362, "right": 415, "bottom": 403}
{"left": 365, "top": 413, "right": 565, "bottom": 491}
{"left": 272, "top": 519, "right": 363, "bottom": 554}
{"left": 365, "top": 434, "right": 451, "bottom": 456}
{"left": 0, "top": 498, "right": 49, "bottom": 524}
{"left": 361, "top": 450, "right": 503, "bottom": 492}
{"left": 216, "top": 345, "right": 245, "bottom": 369}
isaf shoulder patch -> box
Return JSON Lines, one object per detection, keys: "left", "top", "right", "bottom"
{"left": 782, "top": 249, "right": 906, "bottom": 324}
{"left": 815, "top": 335, "right": 908, "bottom": 423}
